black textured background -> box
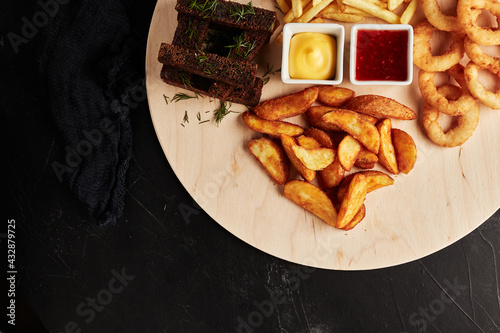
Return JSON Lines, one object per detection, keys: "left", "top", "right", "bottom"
{"left": 1, "top": 1, "right": 500, "bottom": 332}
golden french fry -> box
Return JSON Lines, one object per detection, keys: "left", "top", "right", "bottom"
{"left": 336, "top": 0, "right": 345, "bottom": 11}
{"left": 275, "top": 0, "right": 291, "bottom": 13}
{"left": 242, "top": 112, "right": 304, "bottom": 137}
{"left": 377, "top": 118, "right": 399, "bottom": 174}
{"left": 400, "top": 0, "right": 418, "bottom": 24}
{"left": 310, "top": 17, "right": 325, "bottom": 23}
{"left": 364, "top": 0, "right": 388, "bottom": 9}
{"left": 336, "top": 173, "right": 367, "bottom": 229}
{"left": 336, "top": 170, "right": 394, "bottom": 202}
{"left": 295, "top": 0, "right": 334, "bottom": 23}
{"left": 341, "top": 204, "right": 366, "bottom": 230}
{"left": 292, "top": 0, "right": 303, "bottom": 18}
{"left": 342, "top": 0, "right": 399, "bottom": 23}
{"left": 338, "top": 135, "right": 362, "bottom": 171}
{"left": 317, "top": 86, "right": 356, "bottom": 107}
{"left": 248, "top": 137, "right": 290, "bottom": 185}
{"left": 322, "top": 109, "right": 381, "bottom": 154}
{"left": 292, "top": 145, "right": 335, "bottom": 170}
{"left": 313, "top": 0, "right": 322, "bottom": 5}
{"left": 304, "top": 127, "right": 335, "bottom": 149}
{"left": 318, "top": 12, "right": 364, "bottom": 22}
{"left": 254, "top": 87, "right": 318, "bottom": 121}
{"left": 318, "top": 155, "right": 344, "bottom": 189}
{"left": 387, "top": 0, "right": 404, "bottom": 11}
{"left": 284, "top": 180, "right": 337, "bottom": 226}
{"left": 354, "top": 148, "right": 378, "bottom": 169}
{"left": 320, "top": 3, "right": 373, "bottom": 16}
{"left": 281, "top": 134, "right": 316, "bottom": 182}
{"left": 286, "top": 0, "right": 310, "bottom": 22}
{"left": 392, "top": 128, "right": 417, "bottom": 174}
{"left": 343, "top": 95, "right": 417, "bottom": 120}
{"left": 297, "top": 135, "right": 322, "bottom": 149}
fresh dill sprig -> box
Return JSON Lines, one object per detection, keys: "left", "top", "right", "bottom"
{"left": 177, "top": 72, "right": 193, "bottom": 89}
{"left": 200, "top": 0, "right": 218, "bottom": 18}
{"left": 263, "top": 63, "right": 274, "bottom": 77}
{"left": 197, "top": 112, "right": 201, "bottom": 121}
{"left": 172, "top": 92, "right": 199, "bottom": 103}
{"left": 262, "top": 76, "right": 270, "bottom": 85}
{"left": 183, "top": 111, "right": 189, "bottom": 124}
{"left": 230, "top": 1, "right": 255, "bottom": 22}
{"left": 163, "top": 94, "right": 169, "bottom": 105}
{"left": 185, "top": 19, "right": 197, "bottom": 40}
{"left": 199, "top": 120, "right": 210, "bottom": 124}
{"left": 213, "top": 101, "right": 234, "bottom": 126}
{"left": 274, "top": 5, "right": 284, "bottom": 14}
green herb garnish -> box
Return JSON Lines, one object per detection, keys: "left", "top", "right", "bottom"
{"left": 213, "top": 101, "right": 234, "bottom": 126}
{"left": 172, "top": 92, "right": 199, "bottom": 103}
{"left": 199, "top": 120, "right": 210, "bottom": 124}
{"left": 185, "top": 19, "right": 198, "bottom": 40}
{"left": 225, "top": 33, "right": 257, "bottom": 59}
{"left": 263, "top": 76, "right": 270, "bottom": 85}
{"left": 197, "top": 112, "right": 201, "bottom": 121}
{"left": 177, "top": 72, "right": 193, "bottom": 89}
{"left": 230, "top": 1, "right": 255, "bottom": 22}
{"left": 183, "top": 111, "right": 189, "bottom": 124}
{"left": 163, "top": 94, "right": 170, "bottom": 105}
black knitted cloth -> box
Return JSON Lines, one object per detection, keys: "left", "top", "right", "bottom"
{"left": 39, "top": 0, "right": 136, "bottom": 225}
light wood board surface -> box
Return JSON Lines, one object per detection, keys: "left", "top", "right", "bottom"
{"left": 145, "top": 0, "right": 500, "bottom": 270}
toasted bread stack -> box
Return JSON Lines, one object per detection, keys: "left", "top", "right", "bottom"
{"left": 158, "top": 0, "right": 279, "bottom": 106}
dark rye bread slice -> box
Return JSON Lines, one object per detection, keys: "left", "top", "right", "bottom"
{"left": 158, "top": 43, "right": 257, "bottom": 88}
{"left": 226, "top": 77, "right": 263, "bottom": 106}
{"left": 161, "top": 65, "right": 233, "bottom": 100}
{"left": 172, "top": 14, "right": 210, "bottom": 49}
{"left": 160, "top": 65, "right": 262, "bottom": 106}
{"left": 175, "top": 0, "right": 279, "bottom": 34}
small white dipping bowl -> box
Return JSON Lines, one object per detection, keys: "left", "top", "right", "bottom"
{"left": 281, "top": 23, "right": 344, "bottom": 85}
{"left": 350, "top": 24, "right": 413, "bottom": 86}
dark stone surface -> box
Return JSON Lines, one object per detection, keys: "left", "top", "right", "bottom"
{"left": 2, "top": 1, "right": 500, "bottom": 333}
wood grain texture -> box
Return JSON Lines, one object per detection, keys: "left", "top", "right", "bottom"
{"left": 145, "top": 0, "right": 500, "bottom": 270}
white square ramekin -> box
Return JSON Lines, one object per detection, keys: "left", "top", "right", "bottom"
{"left": 350, "top": 24, "right": 413, "bottom": 86}
{"left": 281, "top": 23, "right": 344, "bottom": 85}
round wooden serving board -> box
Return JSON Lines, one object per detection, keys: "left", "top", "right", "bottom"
{"left": 146, "top": 0, "right": 500, "bottom": 270}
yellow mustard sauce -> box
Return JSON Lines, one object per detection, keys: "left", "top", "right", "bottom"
{"left": 289, "top": 32, "right": 337, "bottom": 80}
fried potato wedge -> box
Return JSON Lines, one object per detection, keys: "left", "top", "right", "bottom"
{"left": 392, "top": 128, "right": 417, "bottom": 174}
{"left": 316, "top": 86, "right": 356, "bottom": 107}
{"left": 242, "top": 111, "right": 304, "bottom": 137}
{"left": 281, "top": 134, "right": 316, "bottom": 182}
{"left": 297, "top": 135, "right": 322, "bottom": 149}
{"left": 336, "top": 173, "right": 368, "bottom": 229}
{"left": 322, "top": 109, "right": 380, "bottom": 154}
{"left": 284, "top": 180, "right": 337, "bottom": 226}
{"left": 305, "top": 106, "right": 344, "bottom": 132}
{"left": 248, "top": 137, "right": 290, "bottom": 185}
{"left": 318, "top": 155, "right": 345, "bottom": 189}
{"left": 254, "top": 87, "right": 318, "bottom": 121}
{"left": 354, "top": 148, "right": 378, "bottom": 169}
{"left": 338, "top": 135, "right": 362, "bottom": 171}
{"left": 336, "top": 170, "right": 395, "bottom": 202}
{"left": 304, "top": 128, "right": 335, "bottom": 149}
{"left": 341, "top": 204, "right": 366, "bottom": 230}
{"left": 376, "top": 119, "right": 399, "bottom": 174}
{"left": 343, "top": 95, "right": 417, "bottom": 120}
{"left": 292, "top": 145, "right": 335, "bottom": 171}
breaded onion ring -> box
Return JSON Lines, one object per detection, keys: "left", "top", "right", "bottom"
{"left": 422, "top": 0, "right": 461, "bottom": 32}
{"left": 465, "top": 61, "right": 500, "bottom": 109}
{"left": 464, "top": 36, "right": 500, "bottom": 75}
{"left": 418, "top": 65, "right": 477, "bottom": 116}
{"left": 458, "top": 0, "right": 500, "bottom": 46}
{"left": 413, "top": 20, "right": 465, "bottom": 72}
{"left": 423, "top": 85, "right": 480, "bottom": 147}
